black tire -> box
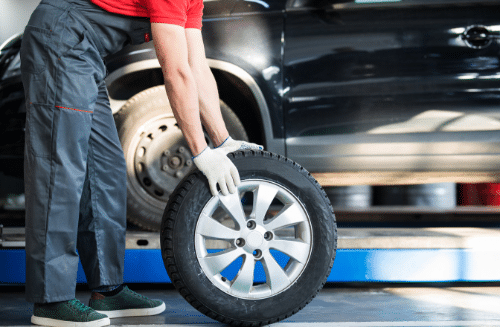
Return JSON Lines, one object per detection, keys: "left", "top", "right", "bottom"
{"left": 115, "top": 86, "right": 249, "bottom": 231}
{"left": 160, "top": 150, "right": 337, "bottom": 326}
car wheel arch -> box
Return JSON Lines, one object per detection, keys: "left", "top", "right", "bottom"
{"left": 106, "top": 58, "right": 274, "bottom": 150}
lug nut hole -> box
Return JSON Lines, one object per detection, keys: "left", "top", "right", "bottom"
{"left": 236, "top": 238, "right": 245, "bottom": 247}
{"left": 253, "top": 249, "right": 262, "bottom": 258}
{"left": 264, "top": 232, "right": 273, "bottom": 241}
{"left": 247, "top": 220, "right": 256, "bottom": 229}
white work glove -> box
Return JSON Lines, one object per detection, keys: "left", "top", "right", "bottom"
{"left": 215, "top": 136, "right": 264, "bottom": 154}
{"left": 193, "top": 147, "right": 241, "bottom": 196}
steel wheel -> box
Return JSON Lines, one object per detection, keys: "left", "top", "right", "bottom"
{"left": 130, "top": 114, "right": 201, "bottom": 203}
{"left": 115, "top": 86, "right": 249, "bottom": 230}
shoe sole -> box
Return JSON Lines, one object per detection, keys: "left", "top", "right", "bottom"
{"left": 95, "top": 302, "right": 166, "bottom": 318}
{"left": 31, "top": 315, "right": 110, "bottom": 327}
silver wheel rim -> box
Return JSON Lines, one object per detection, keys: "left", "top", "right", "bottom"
{"left": 195, "top": 179, "right": 313, "bottom": 300}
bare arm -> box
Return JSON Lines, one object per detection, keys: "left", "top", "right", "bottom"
{"left": 150, "top": 23, "right": 207, "bottom": 156}
{"left": 185, "top": 28, "right": 229, "bottom": 147}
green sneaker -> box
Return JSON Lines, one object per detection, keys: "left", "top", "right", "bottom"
{"left": 31, "top": 298, "right": 110, "bottom": 327}
{"left": 89, "top": 286, "right": 165, "bottom": 318}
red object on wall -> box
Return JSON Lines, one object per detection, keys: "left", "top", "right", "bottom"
{"left": 458, "top": 183, "right": 500, "bottom": 206}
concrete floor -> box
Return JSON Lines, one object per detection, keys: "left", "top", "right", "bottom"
{"left": 3, "top": 284, "right": 500, "bottom": 326}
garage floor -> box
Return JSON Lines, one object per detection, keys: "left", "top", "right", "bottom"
{"left": 2, "top": 283, "right": 500, "bottom": 326}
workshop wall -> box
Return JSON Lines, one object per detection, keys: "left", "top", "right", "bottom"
{"left": 0, "top": 0, "right": 40, "bottom": 46}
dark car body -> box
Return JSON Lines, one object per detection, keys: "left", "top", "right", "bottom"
{"left": 2, "top": 0, "right": 500, "bottom": 186}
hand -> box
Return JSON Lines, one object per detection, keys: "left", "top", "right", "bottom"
{"left": 193, "top": 147, "right": 241, "bottom": 196}
{"left": 216, "top": 136, "right": 264, "bottom": 154}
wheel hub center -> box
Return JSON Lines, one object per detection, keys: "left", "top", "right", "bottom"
{"left": 246, "top": 231, "right": 264, "bottom": 248}
{"left": 169, "top": 156, "right": 182, "bottom": 168}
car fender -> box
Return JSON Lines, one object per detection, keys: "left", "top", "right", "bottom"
{"left": 105, "top": 58, "right": 284, "bottom": 154}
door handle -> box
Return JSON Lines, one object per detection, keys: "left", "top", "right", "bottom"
{"left": 462, "top": 25, "right": 500, "bottom": 49}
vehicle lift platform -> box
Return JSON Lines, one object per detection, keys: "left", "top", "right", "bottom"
{"left": 2, "top": 206, "right": 500, "bottom": 284}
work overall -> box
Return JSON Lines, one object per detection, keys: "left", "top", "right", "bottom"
{"left": 20, "top": 0, "right": 151, "bottom": 303}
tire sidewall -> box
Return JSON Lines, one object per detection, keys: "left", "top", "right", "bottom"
{"left": 164, "top": 151, "right": 336, "bottom": 322}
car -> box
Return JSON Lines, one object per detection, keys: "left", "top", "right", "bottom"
{"left": 2, "top": 0, "right": 500, "bottom": 230}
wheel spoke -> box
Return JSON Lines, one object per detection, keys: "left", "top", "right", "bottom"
{"left": 265, "top": 203, "right": 307, "bottom": 231}
{"left": 251, "top": 183, "right": 279, "bottom": 225}
{"left": 202, "top": 248, "right": 244, "bottom": 276}
{"left": 230, "top": 254, "right": 255, "bottom": 296}
{"left": 197, "top": 213, "right": 240, "bottom": 240}
{"left": 269, "top": 239, "right": 310, "bottom": 264}
{"left": 219, "top": 192, "right": 246, "bottom": 228}
{"left": 262, "top": 251, "right": 290, "bottom": 293}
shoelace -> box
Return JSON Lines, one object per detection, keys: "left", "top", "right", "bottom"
{"left": 125, "top": 287, "right": 150, "bottom": 300}
{"left": 68, "top": 299, "right": 92, "bottom": 313}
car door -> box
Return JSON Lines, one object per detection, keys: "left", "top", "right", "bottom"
{"left": 283, "top": 0, "right": 500, "bottom": 176}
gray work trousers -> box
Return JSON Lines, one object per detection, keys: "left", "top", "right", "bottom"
{"left": 20, "top": 0, "right": 151, "bottom": 303}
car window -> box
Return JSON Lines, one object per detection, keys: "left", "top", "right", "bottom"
{"left": 290, "top": 0, "right": 500, "bottom": 9}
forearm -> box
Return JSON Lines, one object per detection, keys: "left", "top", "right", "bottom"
{"left": 194, "top": 67, "right": 229, "bottom": 147}
{"left": 163, "top": 72, "right": 207, "bottom": 156}
{"left": 184, "top": 29, "right": 229, "bottom": 147}
{"left": 151, "top": 23, "right": 207, "bottom": 157}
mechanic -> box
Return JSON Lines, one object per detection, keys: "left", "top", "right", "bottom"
{"left": 20, "top": 0, "right": 263, "bottom": 326}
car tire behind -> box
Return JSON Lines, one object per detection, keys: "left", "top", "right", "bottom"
{"left": 115, "top": 85, "right": 249, "bottom": 230}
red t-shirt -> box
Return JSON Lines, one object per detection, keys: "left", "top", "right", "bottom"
{"left": 91, "top": 0, "right": 203, "bottom": 29}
